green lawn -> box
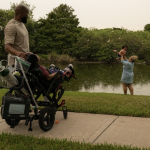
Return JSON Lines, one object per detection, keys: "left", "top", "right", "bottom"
{"left": 1, "top": 90, "right": 150, "bottom": 149}
{"left": 0, "top": 132, "right": 148, "bottom": 150}
{"left": 60, "top": 91, "right": 150, "bottom": 117}
{"left": 1, "top": 90, "right": 150, "bottom": 117}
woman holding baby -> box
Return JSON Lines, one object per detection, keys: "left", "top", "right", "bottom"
{"left": 114, "top": 46, "right": 138, "bottom": 95}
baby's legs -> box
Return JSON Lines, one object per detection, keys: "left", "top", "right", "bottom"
{"left": 113, "top": 50, "right": 120, "bottom": 60}
{"left": 113, "top": 50, "right": 118, "bottom": 54}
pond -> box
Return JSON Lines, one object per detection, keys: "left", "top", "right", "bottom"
{"left": 0, "top": 63, "right": 150, "bottom": 96}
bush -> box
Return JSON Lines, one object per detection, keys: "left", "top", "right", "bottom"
{"left": 40, "top": 52, "right": 75, "bottom": 63}
{"left": 69, "top": 28, "right": 150, "bottom": 63}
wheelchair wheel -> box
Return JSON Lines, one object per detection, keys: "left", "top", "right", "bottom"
{"left": 39, "top": 106, "right": 55, "bottom": 131}
{"left": 5, "top": 119, "right": 20, "bottom": 126}
{"left": 1, "top": 97, "right": 4, "bottom": 118}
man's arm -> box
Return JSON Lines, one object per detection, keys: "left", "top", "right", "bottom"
{"left": 5, "top": 44, "right": 27, "bottom": 59}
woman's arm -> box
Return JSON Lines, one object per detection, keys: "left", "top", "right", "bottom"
{"left": 121, "top": 55, "right": 124, "bottom": 61}
{"left": 123, "top": 55, "right": 127, "bottom": 60}
{"left": 121, "top": 54, "right": 129, "bottom": 65}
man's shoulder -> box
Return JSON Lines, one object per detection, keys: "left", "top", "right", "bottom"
{"left": 6, "top": 19, "right": 15, "bottom": 25}
{"left": 5, "top": 19, "right": 22, "bottom": 29}
{"left": 5, "top": 19, "right": 16, "bottom": 29}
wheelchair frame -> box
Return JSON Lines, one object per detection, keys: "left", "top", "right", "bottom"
{"left": 0, "top": 56, "right": 76, "bottom": 131}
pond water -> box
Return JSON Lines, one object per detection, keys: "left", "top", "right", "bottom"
{"left": 1, "top": 63, "right": 150, "bottom": 96}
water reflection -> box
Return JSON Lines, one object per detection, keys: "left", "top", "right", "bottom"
{"left": 58, "top": 63, "right": 150, "bottom": 96}
{"left": 0, "top": 63, "right": 150, "bottom": 96}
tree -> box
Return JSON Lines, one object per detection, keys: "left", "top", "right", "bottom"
{"left": 0, "top": 9, "right": 14, "bottom": 58}
{"left": 36, "top": 4, "right": 80, "bottom": 54}
{"left": 144, "top": 24, "right": 150, "bottom": 32}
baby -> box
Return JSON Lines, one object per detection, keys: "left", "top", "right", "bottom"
{"left": 113, "top": 46, "right": 128, "bottom": 60}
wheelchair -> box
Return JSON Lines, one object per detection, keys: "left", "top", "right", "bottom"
{"left": 0, "top": 55, "right": 76, "bottom": 131}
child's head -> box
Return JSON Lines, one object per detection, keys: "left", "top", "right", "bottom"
{"left": 122, "top": 46, "right": 128, "bottom": 51}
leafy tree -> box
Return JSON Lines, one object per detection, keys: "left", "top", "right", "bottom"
{"left": 144, "top": 24, "right": 150, "bottom": 32}
{"left": 113, "top": 27, "right": 122, "bottom": 30}
{"left": 36, "top": 4, "right": 80, "bottom": 54}
{"left": 0, "top": 9, "right": 14, "bottom": 58}
{"left": 68, "top": 28, "right": 98, "bottom": 59}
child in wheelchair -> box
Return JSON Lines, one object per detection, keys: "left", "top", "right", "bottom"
{"left": 0, "top": 53, "right": 76, "bottom": 132}
{"left": 26, "top": 53, "right": 74, "bottom": 81}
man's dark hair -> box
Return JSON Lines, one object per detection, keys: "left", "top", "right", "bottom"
{"left": 122, "top": 46, "right": 128, "bottom": 49}
{"left": 15, "top": 4, "right": 29, "bottom": 16}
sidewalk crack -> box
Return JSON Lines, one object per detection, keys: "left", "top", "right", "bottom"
{"left": 92, "top": 116, "right": 119, "bottom": 144}
{"left": 86, "top": 120, "right": 107, "bottom": 142}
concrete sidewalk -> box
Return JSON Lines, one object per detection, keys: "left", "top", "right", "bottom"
{"left": 0, "top": 110, "right": 150, "bottom": 149}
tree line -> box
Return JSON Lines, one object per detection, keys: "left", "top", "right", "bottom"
{"left": 0, "top": 1, "right": 150, "bottom": 63}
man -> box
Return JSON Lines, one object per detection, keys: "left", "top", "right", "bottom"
{"left": 4, "top": 4, "right": 30, "bottom": 66}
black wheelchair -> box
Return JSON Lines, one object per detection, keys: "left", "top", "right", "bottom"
{"left": 0, "top": 55, "right": 76, "bottom": 131}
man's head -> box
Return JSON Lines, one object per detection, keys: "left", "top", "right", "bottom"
{"left": 15, "top": 4, "right": 29, "bottom": 24}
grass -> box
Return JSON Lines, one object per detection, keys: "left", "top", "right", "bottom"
{"left": 58, "top": 92, "right": 150, "bottom": 117}
{"left": 136, "top": 60, "right": 145, "bottom": 63}
{"left": 1, "top": 90, "right": 150, "bottom": 117}
{"left": 0, "top": 132, "right": 149, "bottom": 150}
{"left": 1, "top": 91, "right": 150, "bottom": 149}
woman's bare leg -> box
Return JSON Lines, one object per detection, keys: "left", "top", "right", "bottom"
{"left": 128, "top": 84, "right": 133, "bottom": 95}
{"left": 122, "top": 82, "right": 127, "bottom": 95}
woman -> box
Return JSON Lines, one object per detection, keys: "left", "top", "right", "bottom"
{"left": 120, "top": 54, "right": 138, "bottom": 95}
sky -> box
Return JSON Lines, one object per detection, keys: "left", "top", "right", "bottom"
{"left": 1, "top": 0, "right": 150, "bottom": 31}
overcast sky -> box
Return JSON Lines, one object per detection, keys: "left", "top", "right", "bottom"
{"left": 1, "top": 0, "right": 150, "bottom": 31}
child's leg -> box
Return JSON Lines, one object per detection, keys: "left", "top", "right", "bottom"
{"left": 113, "top": 50, "right": 118, "bottom": 55}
